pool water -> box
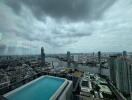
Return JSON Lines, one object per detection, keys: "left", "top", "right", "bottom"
{"left": 5, "top": 76, "right": 65, "bottom": 100}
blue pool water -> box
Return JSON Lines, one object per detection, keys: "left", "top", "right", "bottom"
{"left": 5, "top": 76, "right": 65, "bottom": 100}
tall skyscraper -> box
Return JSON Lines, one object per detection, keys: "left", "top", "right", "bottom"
{"left": 115, "top": 57, "right": 130, "bottom": 94}
{"left": 128, "top": 63, "right": 132, "bottom": 100}
{"left": 98, "top": 51, "right": 101, "bottom": 74}
{"left": 67, "top": 51, "right": 71, "bottom": 67}
{"left": 123, "top": 51, "right": 127, "bottom": 57}
{"left": 109, "top": 54, "right": 132, "bottom": 96}
{"left": 98, "top": 51, "right": 101, "bottom": 63}
{"left": 109, "top": 55, "right": 118, "bottom": 85}
{"left": 41, "top": 47, "right": 45, "bottom": 66}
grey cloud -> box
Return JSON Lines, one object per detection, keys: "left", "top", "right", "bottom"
{"left": 52, "top": 26, "right": 92, "bottom": 39}
{"left": 5, "top": 0, "right": 22, "bottom": 14}
{"left": 5, "top": 0, "right": 116, "bottom": 21}
{"left": 55, "top": 32, "right": 92, "bottom": 39}
{"left": 0, "top": 44, "right": 16, "bottom": 55}
{"left": 1, "top": 0, "right": 132, "bottom": 54}
{"left": 0, "top": 44, "right": 6, "bottom": 55}
{"left": 0, "top": 46, "right": 31, "bottom": 55}
{"left": 43, "top": 37, "right": 74, "bottom": 47}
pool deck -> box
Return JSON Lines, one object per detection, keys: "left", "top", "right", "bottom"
{"left": 4, "top": 75, "right": 68, "bottom": 100}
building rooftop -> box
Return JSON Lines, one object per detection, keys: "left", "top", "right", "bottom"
{"left": 99, "top": 85, "right": 112, "bottom": 95}
{"left": 72, "top": 71, "right": 83, "bottom": 78}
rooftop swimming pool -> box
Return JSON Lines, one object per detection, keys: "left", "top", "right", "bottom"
{"left": 4, "top": 76, "right": 67, "bottom": 100}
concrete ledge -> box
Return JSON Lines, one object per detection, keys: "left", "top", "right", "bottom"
{"left": 0, "top": 95, "right": 8, "bottom": 100}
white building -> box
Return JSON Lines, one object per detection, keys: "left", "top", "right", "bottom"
{"left": 73, "top": 55, "right": 78, "bottom": 62}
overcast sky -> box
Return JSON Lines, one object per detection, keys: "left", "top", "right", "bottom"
{"left": 0, "top": 0, "right": 132, "bottom": 55}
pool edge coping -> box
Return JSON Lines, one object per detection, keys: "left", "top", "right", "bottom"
{"left": 48, "top": 75, "right": 68, "bottom": 100}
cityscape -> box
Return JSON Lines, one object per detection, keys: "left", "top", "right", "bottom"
{"left": 0, "top": 0, "right": 132, "bottom": 100}
{"left": 0, "top": 50, "right": 132, "bottom": 100}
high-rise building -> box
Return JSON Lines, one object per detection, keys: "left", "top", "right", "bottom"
{"left": 109, "top": 55, "right": 118, "bottom": 85}
{"left": 98, "top": 51, "right": 101, "bottom": 63}
{"left": 128, "top": 63, "right": 132, "bottom": 99}
{"left": 67, "top": 51, "right": 71, "bottom": 67}
{"left": 41, "top": 47, "right": 45, "bottom": 66}
{"left": 98, "top": 51, "right": 101, "bottom": 74}
{"left": 109, "top": 54, "right": 132, "bottom": 96}
{"left": 115, "top": 57, "right": 130, "bottom": 94}
{"left": 123, "top": 51, "right": 127, "bottom": 57}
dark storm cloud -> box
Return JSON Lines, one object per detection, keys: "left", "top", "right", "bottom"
{"left": 5, "top": 0, "right": 22, "bottom": 14}
{"left": 1, "top": 0, "right": 132, "bottom": 54}
{"left": 5, "top": 0, "right": 116, "bottom": 21}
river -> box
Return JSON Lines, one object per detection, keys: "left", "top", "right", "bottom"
{"left": 45, "top": 57, "right": 110, "bottom": 77}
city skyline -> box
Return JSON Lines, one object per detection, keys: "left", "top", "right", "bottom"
{"left": 0, "top": 0, "right": 132, "bottom": 55}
